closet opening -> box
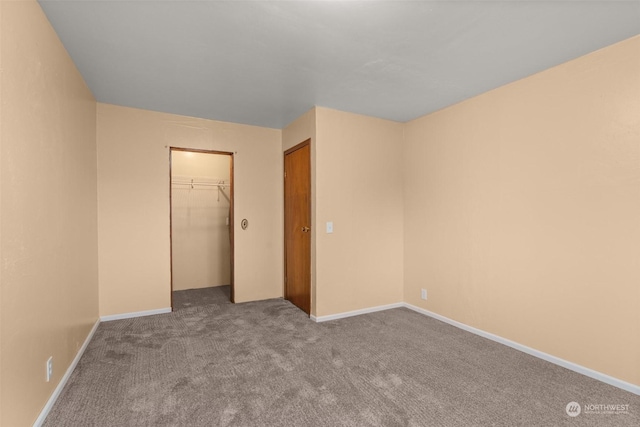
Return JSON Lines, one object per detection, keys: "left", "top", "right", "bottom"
{"left": 170, "top": 148, "right": 234, "bottom": 310}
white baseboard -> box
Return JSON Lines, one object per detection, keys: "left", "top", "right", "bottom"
{"left": 310, "top": 301, "right": 639, "bottom": 396}
{"left": 100, "top": 307, "right": 172, "bottom": 322}
{"left": 33, "top": 306, "right": 172, "bottom": 425}
{"left": 403, "top": 303, "right": 640, "bottom": 396}
{"left": 30, "top": 301, "right": 638, "bottom": 427}
{"left": 311, "top": 302, "right": 404, "bottom": 323}
{"left": 33, "top": 319, "right": 100, "bottom": 427}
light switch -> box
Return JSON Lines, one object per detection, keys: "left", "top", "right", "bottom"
{"left": 326, "top": 221, "right": 333, "bottom": 234}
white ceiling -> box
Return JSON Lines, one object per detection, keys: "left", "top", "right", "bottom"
{"left": 38, "top": 1, "right": 640, "bottom": 129}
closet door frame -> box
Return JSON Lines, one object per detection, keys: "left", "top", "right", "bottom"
{"left": 169, "top": 147, "right": 235, "bottom": 308}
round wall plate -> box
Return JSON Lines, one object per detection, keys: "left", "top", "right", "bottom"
{"left": 241, "top": 219, "right": 249, "bottom": 230}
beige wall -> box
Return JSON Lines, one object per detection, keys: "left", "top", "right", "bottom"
{"left": 282, "top": 107, "right": 404, "bottom": 318}
{"left": 404, "top": 36, "right": 640, "bottom": 386}
{"left": 97, "top": 104, "right": 283, "bottom": 315}
{"left": 0, "top": 1, "right": 99, "bottom": 425}
{"left": 315, "top": 107, "right": 404, "bottom": 316}
{"left": 282, "top": 108, "right": 317, "bottom": 314}
{"left": 171, "top": 151, "right": 231, "bottom": 290}
{"left": 0, "top": 0, "right": 4, "bottom": 419}
{"left": 0, "top": 8, "right": 635, "bottom": 426}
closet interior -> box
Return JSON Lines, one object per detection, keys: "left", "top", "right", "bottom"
{"left": 170, "top": 150, "right": 232, "bottom": 297}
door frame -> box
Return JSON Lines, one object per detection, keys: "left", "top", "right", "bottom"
{"left": 283, "top": 139, "right": 311, "bottom": 314}
{"left": 169, "top": 147, "right": 235, "bottom": 309}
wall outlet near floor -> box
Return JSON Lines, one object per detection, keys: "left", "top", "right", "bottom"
{"left": 421, "top": 288, "right": 427, "bottom": 300}
{"left": 46, "top": 356, "right": 53, "bottom": 382}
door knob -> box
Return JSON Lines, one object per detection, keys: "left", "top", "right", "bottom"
{"left": 301, "top": 226, "right": 310, "bottom": 233}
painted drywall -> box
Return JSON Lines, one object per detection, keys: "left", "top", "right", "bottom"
{"left": 404, "top": 35, "right": 640, "bottom": 386}
{"left": 0, "top": 0, "right": 4, "bottom": 421}
{"left": 0, "top": 1, "right": 99, "bottom": 425}
{"left": 282, "top": 108, "right": 316, "bottom": 153}
{"left": 97, "top": 104, "right": 283, "bottom": 315}
{"left": 171, "top": 151, "right": 231, "bottom": 290}
{"left": 315, "top": 107, "right": 404, "bottom": 317}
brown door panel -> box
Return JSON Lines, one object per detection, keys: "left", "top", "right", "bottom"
{"left": 284, "top": 141, "right": 311, "bottom": 315}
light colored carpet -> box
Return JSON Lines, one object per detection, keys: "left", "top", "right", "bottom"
{"left": 44, "top": 286, "right": 639, "bottom": 426}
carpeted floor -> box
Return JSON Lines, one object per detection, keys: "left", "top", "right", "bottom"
{"left": 44, "top": 286, "right": 639, "bottom": 426}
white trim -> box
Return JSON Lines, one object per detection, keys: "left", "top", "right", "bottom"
{"left": 308, "top": 301, "right": 640, "bottom": 396}
{"left": 30, "top": 301, "right": 639, "bottom": 427}
{"left": 403, "top": 303, "right": 640, "bottom": 396}
{"left": 311, "top": 302, "right": 404, "bottom": 323}
{"left": 33, "top": 319, "right": 100, "bottom": 427}
{"left": 100, "top": 307, "right": 172, "bottom": 322}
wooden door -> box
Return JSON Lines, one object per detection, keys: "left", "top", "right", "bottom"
{"left": 284, "top": 140, "right": 311, "bottom": 314}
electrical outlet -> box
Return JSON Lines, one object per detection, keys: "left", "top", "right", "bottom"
{"left": 46, "top": 357, "right": 53, "bottom": 382}
{"left": 421, "top": 289, "right": 427, "bottom": 300}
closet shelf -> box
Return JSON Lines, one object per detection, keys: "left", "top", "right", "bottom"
{"left": 171, "top": 178, "right": 230, "bottom": 189}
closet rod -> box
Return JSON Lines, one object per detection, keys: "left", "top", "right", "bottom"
{"left": 171, "top": 180, "right": 229, "bottom": 188}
